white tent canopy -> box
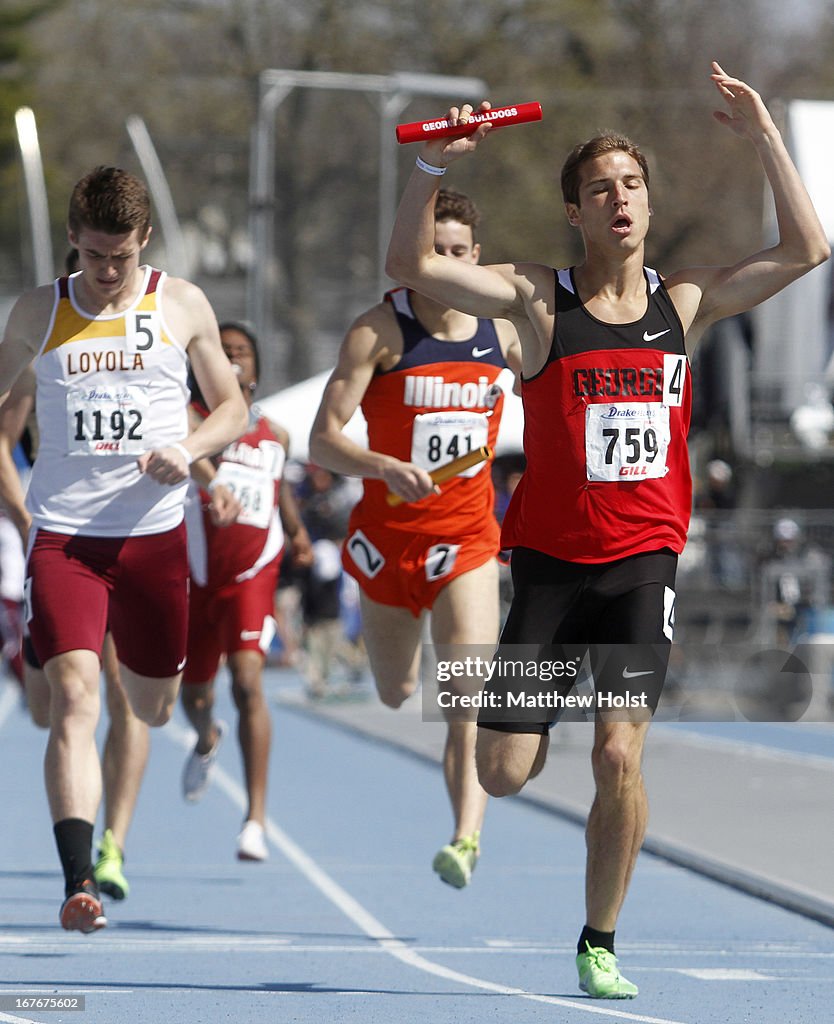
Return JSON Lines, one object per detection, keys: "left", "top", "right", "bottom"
{"left": 753, "top": 100, "right": 834, "bottom": 411}
{"left": 256, "top": 366, "right": 524, "bottom": 463}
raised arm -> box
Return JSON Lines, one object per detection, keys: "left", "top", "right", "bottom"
{"left": 667, "top": 63, "right": 830, "bottom": 348}
{"left": 385, "top": 103, "right": 531, "bottom": 323}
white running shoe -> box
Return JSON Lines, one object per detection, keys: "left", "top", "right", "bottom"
{"left": 237, "top": 820, "right": 268, "bottom": 861}
{"left": 182, "top": 720, "right": 228, "bottom": 803}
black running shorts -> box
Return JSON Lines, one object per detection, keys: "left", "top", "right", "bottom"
{"left": 478, "top": 546, "right": 677, "bottom": 734}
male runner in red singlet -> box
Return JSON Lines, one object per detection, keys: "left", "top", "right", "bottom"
{"left": 311, "top": 189, "right": 522, "bottom": 888}
{"left": 386, "top": 65, "right": 829, "bottom": 996}
{"left": 0, "top": 166, "right": 248, "bottom": 933}
{"left": 180, "top": 321, "right": 313, "bottom": 862}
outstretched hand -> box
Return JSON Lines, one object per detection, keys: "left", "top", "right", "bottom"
{"left": 710, "top": 61, "right": 775, "bottom": 140}
{"left": 421, "top": 101, "right": 495, "bottom": 166}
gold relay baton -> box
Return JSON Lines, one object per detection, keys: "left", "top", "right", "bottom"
{"left": 385, "top": 445, "right": 493, "bottom": 507}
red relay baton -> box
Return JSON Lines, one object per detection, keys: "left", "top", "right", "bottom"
{"left": 395, "top": 102, "right": 542, "bottom": 144}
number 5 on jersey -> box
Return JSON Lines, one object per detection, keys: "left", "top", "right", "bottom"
{"left": 126, "top": 311, "right": 160, "bottom": 354}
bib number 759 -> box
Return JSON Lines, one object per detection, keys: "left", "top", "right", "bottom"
{"left": 585, "top": 402, "right": 671, "bottom": 481}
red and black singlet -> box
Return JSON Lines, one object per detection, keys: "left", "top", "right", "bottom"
{"left": 501, "top": 267, "right": 692, "bottom": 563}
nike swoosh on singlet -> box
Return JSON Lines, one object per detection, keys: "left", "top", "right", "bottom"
{"left": 642, "top": 329, "right": 671, "bottom": 342}
{"left": 622, "top": 667, "right": 654, "bottom": 679}
{"left": 472, "top": 347, "right": 494, "bottom": 358}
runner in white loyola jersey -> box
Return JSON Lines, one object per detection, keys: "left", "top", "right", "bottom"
{"left": 0, "top": 165, "right": 247, "bottom": 935}
{"left": 29, "top": 266, "right": 191, "bottom": 536}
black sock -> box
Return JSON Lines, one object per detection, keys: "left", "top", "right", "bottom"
{"left": 578, "top": 925, "right": 615, "bottom": 956}
{"left": 53, "top": 818, "right": 95, "bottom": 897}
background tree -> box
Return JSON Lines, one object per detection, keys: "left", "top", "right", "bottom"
{"left": 0, "top": 1, "right": 60, "bottom": 288}
{"left": 2, "top": 0, "right": 831, "bottom": 393}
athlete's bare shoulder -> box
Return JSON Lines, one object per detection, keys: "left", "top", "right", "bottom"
{"left": 158, "top": 274, "right": 212, "bottom": 311}
{"left": 6, "top": 283, "right": 55, "bottom": 338}
{"left": 351, "top": 297, "right": 396, "bottom": 331}
{"left": 0, "top": 285, "right": 55, "bottom": 394}
{"left": 2, "top": 284, "right": 56, "bottom": 356}
{"left": 157, "top": 275, "right": 218, "bottom": 347}
{"left": 341, "top": 297, "right": 403, "bottom": 372}
{"left": 657, "top": 269, "right": 717, "bottom": 355}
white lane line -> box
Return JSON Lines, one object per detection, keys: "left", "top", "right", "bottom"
{"left": 652, "top": 724, "right": 834, "bottom": 771}
{"left": 675, "top": 969, "right": 776, "bottom": 981}
{"left": 165, "top": 719, "right": 689, "bottom": 1024}
{"left": 2, "top": 936, "right": 829, "bottom": 963}
{"left": 0, "top": 990, "right": 130, "bottom": 995}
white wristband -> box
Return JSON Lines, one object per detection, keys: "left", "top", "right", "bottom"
{"left": 415, "top": 155, "right": 446, "bottom": 176}
{"left": 170, "top": 442, "right": 193, "bottom": 466}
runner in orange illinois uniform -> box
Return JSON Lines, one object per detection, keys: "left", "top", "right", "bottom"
{"left": 310, "top": 189, "right": 522, "bottom": 888}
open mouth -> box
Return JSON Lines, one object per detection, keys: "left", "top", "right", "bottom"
{"left": 611, "top": 214, "right": 632, "bottom": 234}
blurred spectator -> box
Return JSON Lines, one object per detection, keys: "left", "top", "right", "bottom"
{"left": 701, "top": 458, "right": 736, "bottom": 511}
{"left": 299, "top": 539, "right": 364, "bottom": 698}
{"left": 296, "top": 464, "right": 360, "bottom": 542}
{"left": 759, "top": 517, "right": 831, "bottom": 645}
{"left": 695, "top": 458, "right": 746, "bottom": 590}
{"left": 295, "top": 466, "right": 365, "bottom": 697}
{"left": 270, "top": 553, "right": 305, "bottom": 668}
{"left": 790, "top": 382, "right": 834, "bottom": 451}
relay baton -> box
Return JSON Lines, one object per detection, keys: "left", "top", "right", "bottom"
{"left": 386, "top": 445, "right": 493, "bottom": 507}
{"left": 395, "top": 102, "right": 542, "bottom": 144}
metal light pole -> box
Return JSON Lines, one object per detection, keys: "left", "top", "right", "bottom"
{"left": 247, "top": 70, "right": 487, "bottom": 347}
{"left": 126, "top": 115, "right": 189, "bottom": 278}
{"left": 14, "top": 107, "right": 53, "bottom": 286}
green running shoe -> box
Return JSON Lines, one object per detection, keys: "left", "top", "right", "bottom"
{"left": 93, "top": 829, "right": 129, "bottom": 901}
{"left": 432, "top": 831, "right": 480, "bottom": 889}
{"left": 576, "top": 942, "right": 638, "bottom": 999}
